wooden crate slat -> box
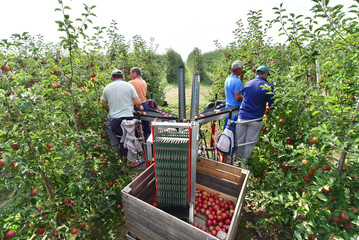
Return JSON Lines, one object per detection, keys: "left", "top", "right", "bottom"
{"left": 196, "top": 163, "right": 241, "bottom": 183}
{"left": 121, "top": 157, "right": 250, "bottom": 240}
{"left": 127, "top": 164, "right": 155, "bottom": 190}
{"left": 122, "top": 192, "right": 217, "bottom": 240}
{"left": 131, "top": 171, "right": 155, "bottom": 197}
{"left": 135, "top": 178, "right": 156, "bottom": 202}
{"left": 199, "top": 157, "right": 242, "bottom": 176}
{"left": 226, "top": 171, "right": 250, "bottom": 240}
{"left": 195, "top": 183, "right": 237, "bottom": 204}
{"left": 126, "top": 219, "right": 163, "bottom": 240}
{"left": 196, "top": 170, "right": 240, "bottom": 197}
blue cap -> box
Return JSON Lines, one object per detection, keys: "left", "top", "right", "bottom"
{"left": 255, "top": 66, "right": 270, "bottom": 75}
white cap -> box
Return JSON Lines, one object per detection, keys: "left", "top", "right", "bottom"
{"left": 231, "top": 61, "right": 244, "bottom": 71}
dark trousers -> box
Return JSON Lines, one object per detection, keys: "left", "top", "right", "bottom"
{"left": 134, "top": 102, "right": 151, "bottom": 137}
{"left": 110, "top": 117, "right": 134, "bottom": 157}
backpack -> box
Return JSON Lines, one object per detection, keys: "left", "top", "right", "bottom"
{"left": 216, "top": 122, "right": 237, "bottom": 156}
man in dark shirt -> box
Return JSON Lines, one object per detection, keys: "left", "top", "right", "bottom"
{"left": 235, "top": 66, "right": 274, "bottom": 167}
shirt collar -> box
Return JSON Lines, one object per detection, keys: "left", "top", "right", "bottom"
{"left": 255, "top": 75, "right": 268, "bottom": 82}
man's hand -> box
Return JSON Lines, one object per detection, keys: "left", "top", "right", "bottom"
{"left": 139, "top": 105, "right": 144, "bottom": 111}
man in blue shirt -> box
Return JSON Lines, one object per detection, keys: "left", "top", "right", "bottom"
{"left": 235, "top": 66, "right": 274, "bottom": 167}
{"left": 223, "top": 60, "right": 243, "bottom": 128}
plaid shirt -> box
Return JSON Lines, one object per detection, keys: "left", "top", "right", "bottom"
{"left": 106, "top": 115, "right": 119, "bottom": 151}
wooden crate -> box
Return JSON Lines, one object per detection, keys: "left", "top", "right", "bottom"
{"left": 121, "top": 157, "right": 250, "bottom": 240}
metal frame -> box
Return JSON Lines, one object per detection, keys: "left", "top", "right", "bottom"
{"left": 150, "top": 121, "right": 199, "bottom": 224}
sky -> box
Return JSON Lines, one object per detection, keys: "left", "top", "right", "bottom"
{"left": 0, "top": 0, "right": 355, "bottom": 60}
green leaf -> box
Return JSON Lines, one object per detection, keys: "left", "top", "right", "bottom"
{"left": 317, "top": 192, "right": 328, "bottom": 201}
{"left": 55, "top": 8, "right": 62, "bottom": 11}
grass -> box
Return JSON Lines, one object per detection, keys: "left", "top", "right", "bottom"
{"left": 163, "top": 83, "right": 213, "bottom": 119}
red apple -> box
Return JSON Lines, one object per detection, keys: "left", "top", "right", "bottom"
{"left": 80, "top": 222, "right": 86, "bottom": 228}
{"left": 31, "top": 189, "right": 38, "bottom": 196}
{"left": 4, "top": 230, "right": 15, "bottom": 239}
{"left": 343, "top": 223, "right": 354, "bottom": 230}
{"left": 1, "top": 65, "right": 11, "bottom": 72}
{"left": 224, "top": 218, "right": 231, "bottom": 225}
{"left": 340, "top": 211, "right": 349, "bottom": 221}
{"left": 325, "top": 163, "right": 332, "bottom": 171}
{"left": 309, "top": 233, "right": 316, "bottom": 239}
{"left": 200, "top": 226, "right": 207, "bottom": 231}
{"left": 71, "top": 228, "right": 78, "bottom": 234}
{"left": 0, "top": 159, "right": 5, "bottom": 167}
{"left": 193, "top": 222, "right": 199, "bottom": 228}
{"left": 11, "top": 144, "right": 20, "bottom": 151}
{"left": 279, "top": 119, "right": 285, "bottom": 124}
{"left": 332, "top": 216, "right": 341, "bottom": 224}
{"left": 309, "top": 137, "right": 318, "bottom": 144}
{"left": 304, "top": 176, "right": 312, "bottom": 182}
{"left": 37, "top": 228, "right": 45, "bottom": 235}
{"left": 308, "top": 169, "right": 315, "bottom": 177}
{"left": 349, "top": 206, "right": 358, "bottom": 213}
{"left": 212, "top": 219, "right": 218, "bottom": 226}
{"left": 38, "top": 206, "right": 42, "bottom": 212}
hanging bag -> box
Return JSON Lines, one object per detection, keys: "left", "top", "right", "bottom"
{"left": 216, "top": 122, "right": 237, "bottom": 156}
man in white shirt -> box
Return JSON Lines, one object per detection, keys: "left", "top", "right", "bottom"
{"left": 102, "top": 70, "right": 144, "bottom": 167}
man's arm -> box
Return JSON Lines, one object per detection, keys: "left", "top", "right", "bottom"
{"left": 133, "top": 97, "right": 144, "bottom": 111}
{"left": 234, "top": 92, "right": 243, "bottom": 101}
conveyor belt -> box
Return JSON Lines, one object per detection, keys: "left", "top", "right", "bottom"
{"left": 194, "top": 105, "right": 239, "bottom": 124}
{"left": 133, "top": 107, "right": 178, "bottom": 121}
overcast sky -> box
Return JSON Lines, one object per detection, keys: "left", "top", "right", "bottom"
{"left": 1, "top": 0, "right": 355, "bottom": 60}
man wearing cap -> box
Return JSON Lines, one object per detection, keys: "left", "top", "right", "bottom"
{"left": 129, "top": 67, "right": 151, "bottom": 139}
{"left": 102, "top": 70, "right": 144, "bottom": 167}
{"left": 223, "top": 60, "right": 244, "bottom": 128}
{"left": 235, "top": 65, "right": 274, "bottom": 167}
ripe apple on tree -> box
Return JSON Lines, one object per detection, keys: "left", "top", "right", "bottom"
{"left": 309, "top": 137, "right": 319, "bottom": 144}
{"left": 31, "top": 188, "right": 38, "bottom": 196}
{"left": 302, "top": 159, "right": 309, "bottom": 166}
{"left": 4, "top": 230, "right": 15, "bottom": 239}
{"left": 71, "top": 227, "right": 78, "bottom": 234}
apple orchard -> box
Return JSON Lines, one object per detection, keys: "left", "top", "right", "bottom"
{"left": 1, "top": 0, "right": 359, "bottom": 240}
